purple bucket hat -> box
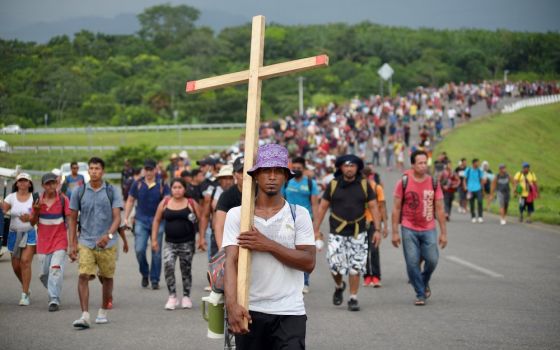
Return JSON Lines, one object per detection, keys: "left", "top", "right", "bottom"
{"left": 247, "top": 144, "right": 295, "bottom": 179}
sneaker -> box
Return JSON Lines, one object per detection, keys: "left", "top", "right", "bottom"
{"left": 48, "top": 303, "right": 59, "bottom": 312}
{"left": 363, "top": 276, "right": 372, "bottom": 287}
{"left": 73, "top": 314, "right": 90, "bottom": 329}
{"left": 372, "top": 277, "right": 382, "bottom": 288}
{"left": 415, "top": 298, "right": 426, "bottom": 306}
{"left": 151, "top": 282, "right": 160, "bottom": 290}
{"left": 95, "top": 309, "right": 109, "bottom": 324}
{"left": 165, "top": 296, "right": 179, "bottom": 310}
{"left": 181, "top": 296, "right": 193, "bottom": 309}
{"left": 302, "top": 285, "right": 310, "bottom": 294}
{"left": 425, "top": 286, "right": 431, "bottom": 299}
{"left": 500, "top": 219, "right": 506, "bottom": 225}
{"left": 332, "top": 281, "right": 346, "bottom": 306}
{"left": 526, "top": 219, "right": 532, "bottom": 224}
{"left": 19, "top": 293, "right": 30, "bottom": 306}
{"left": 477, "top": 217, "right": 484, "bottom": 223}
{"left": 471, "top": 218, "right": 477, "bottom": 223}
{"left": 0, "top": 246, "right": 7, "bottom": 257}
{"left": 347, "top": 298, "right": 360, "bottom": 311}
{"left": 141, "top": 276, "right": 149, "bottom": 288}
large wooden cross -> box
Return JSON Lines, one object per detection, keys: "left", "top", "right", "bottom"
{"left": 185, "top": 15, "right": 329, "bottom": 324}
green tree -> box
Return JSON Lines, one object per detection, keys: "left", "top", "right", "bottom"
{"left": 138, "top": 4, "right": 200, "bottom": 49}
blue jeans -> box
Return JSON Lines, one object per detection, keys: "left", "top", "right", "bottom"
{"left": 134, "top": 220, "right": 164, "bottom": 284}
{"left": 40, "top": 249, "right": 66, "bottom": 305}
{"left": 401, "top": 227, "right": 439, "bottom": 299}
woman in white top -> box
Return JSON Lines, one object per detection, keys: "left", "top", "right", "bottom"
{"left": 1, "top": 173, "right": 39, "bottom": 306}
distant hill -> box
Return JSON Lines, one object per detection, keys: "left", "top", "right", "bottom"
{"left": 1, "top": 10, "right": 250, "bottom": 43}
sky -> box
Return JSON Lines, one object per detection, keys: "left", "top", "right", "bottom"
{"left": 1, "top": 0, "right": 558, "bottom": 42}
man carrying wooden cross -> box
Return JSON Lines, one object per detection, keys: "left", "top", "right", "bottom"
{"left": 222, "top": 144, "right": 316, "bottom": 349}
{"left": 185, "top": 15, "right": 329, "bottom": 347}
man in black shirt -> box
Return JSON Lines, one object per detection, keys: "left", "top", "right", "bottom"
{"left": 186, "top": 169, "right": 204, "bottom": 203}
{"left": 214, "top": 156, "right": 244, "bottom": 249}
{"left": 314, "top": 154, "right": 382, "bottom": 312}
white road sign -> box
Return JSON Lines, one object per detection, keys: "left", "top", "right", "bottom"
{"left": 377, "top": 63, "right": 394, "bottom": 81}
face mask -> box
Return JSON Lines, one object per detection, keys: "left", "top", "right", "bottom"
{"left": 293, "top": 170, "right": 303, "bottom": 178}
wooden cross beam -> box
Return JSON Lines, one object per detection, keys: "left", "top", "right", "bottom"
{"left": 186, "top": 15, "right": 328, "bottom": 326}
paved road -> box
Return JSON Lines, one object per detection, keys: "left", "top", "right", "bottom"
{"left": 2, "top": 98, "right": 559, "bottom": 350}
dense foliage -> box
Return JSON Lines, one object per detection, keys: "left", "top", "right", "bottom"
{"left": 1, "top": 4, "right": 559, "bottom": 127}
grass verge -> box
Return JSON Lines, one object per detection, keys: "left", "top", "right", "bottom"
{"left": 435, "top": 103, "right": 560, "bottom": 225}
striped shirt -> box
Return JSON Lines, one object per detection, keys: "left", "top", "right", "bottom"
{"left": 37, "top": 193, "right": 70, "bottom": 254}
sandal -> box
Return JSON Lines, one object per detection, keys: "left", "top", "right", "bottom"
{"left": 425, "top": 286, "right": 431, "bottom": 299}
{"left": 415, "top": 298, "right": 426, "bottom": 306}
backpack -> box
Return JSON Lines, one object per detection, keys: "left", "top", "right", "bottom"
{"left": 207, "top": 202, "right": 297, "bottom": 294}
{"left": 77, "top": 182, "right": 114, "bottom": 211}
{"left": 465, "top": 167, "right": 483, "bottom": 187}
{"left": 329, "top": 177, "right": 369, "bottom": 237}
{"left": 399, "top": 174, "right": 438, "bottom": 223}
{"left": 284, "top": 176, "right": 314, "bottom": 204}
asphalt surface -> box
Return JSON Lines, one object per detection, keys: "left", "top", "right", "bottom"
{"left": 1, "top": 98, "right": 559, "bottom": 350}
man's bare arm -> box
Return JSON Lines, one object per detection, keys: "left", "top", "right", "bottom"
{"left": 435, "top": 198, "right": 447, "bottom": 248}
{"left": 213, "top": 210, "right": 227, "bottom": 250}
{"left": 313, "top": 198, "right": 330, "bottom": 233}
{"left": 224, "top": 245, "right": 251, "bottom": 335}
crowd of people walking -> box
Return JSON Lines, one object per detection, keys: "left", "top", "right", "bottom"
{"left": 0, "top": 79, "right": 551, "bottom": 349}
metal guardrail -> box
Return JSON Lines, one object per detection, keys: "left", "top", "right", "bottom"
{"left": 21, "top": 123, "right": 245, "bottom": 135}
{"left": 10, "top": 145, "right": 229, "bottom": 153}
{"left": 501, "top": 94, "right": 560, "bottom": 114}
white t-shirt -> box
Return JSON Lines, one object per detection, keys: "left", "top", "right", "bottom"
{"left": 447, "top": 108, "right": 457, "bottom": 119}
{"left": 222, "top": 202, "right": 314, "bottom": 315}
{"left": 5, "top": 193, "right": 34, "bottom": 232}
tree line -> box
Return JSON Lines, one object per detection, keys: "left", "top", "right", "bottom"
{"left": 1, "top": 4, "right": 558, "bottom": 127}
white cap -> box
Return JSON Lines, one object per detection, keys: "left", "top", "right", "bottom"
{"left": 15, "top": 172, "right": 33, "bottom": 182}
{"left": 216, "top": 165, "right": 234, "bottom": 178}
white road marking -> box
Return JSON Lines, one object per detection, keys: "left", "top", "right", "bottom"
{"left": 446, "top": 255, "right": 504, "bottom": 278}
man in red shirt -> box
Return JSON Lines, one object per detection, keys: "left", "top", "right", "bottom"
{"left": 391, "top": 150, "right": 448, "bottom": 306}
{"left": 31, "top": 172, "right": 71, "bottom": 312}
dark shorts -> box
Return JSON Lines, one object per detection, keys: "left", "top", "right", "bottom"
{"left": 235, "top": 311, "right": 307, "bottom": 350}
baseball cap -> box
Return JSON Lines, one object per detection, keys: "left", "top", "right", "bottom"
{"left": 233, "top": 156, "right": 245, "bottom": 172}
{"left": 42, "top": 172, "right": 58, "bottom": 184}
{"left": 216, "top": 165, "right": 234, "bottom": 178}
{"left": 144, "top": 159, "right": 157, "bottom": 169}
{"left": 15, "top": 173, "right": 33, "bottom": 182}
{"left": 522, "top": 162, "right": 530, "bottom": 168}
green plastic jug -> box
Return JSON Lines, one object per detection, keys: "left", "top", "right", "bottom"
{"left": 201, "top": 291, "right": 225, "bottom": 339}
